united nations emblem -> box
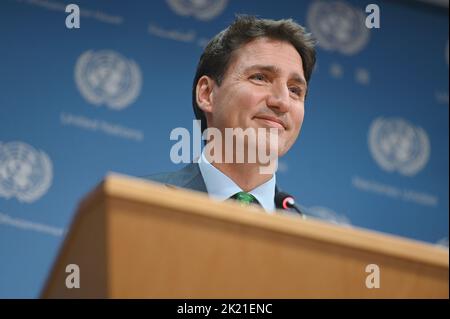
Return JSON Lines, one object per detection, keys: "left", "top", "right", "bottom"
{"left": 368, "top": 117, "right": 430, "bottom": 176}
{"left": 166, "top": 0, "right": 228, "bottom": 21}
{"left": 0, "top": 141, "right": 53, "bottom": 203}
{"left": 307, "top": 0, "right": 370, "bottom": 55}
{"left": 75, "top": 50, "right": 142, "bottom": 110}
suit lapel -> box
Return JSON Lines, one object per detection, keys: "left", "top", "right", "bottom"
{"left": 171, "top": 163, "right": 208, "bottom": 194}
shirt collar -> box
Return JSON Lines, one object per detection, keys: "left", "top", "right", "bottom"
{"left": 198, "top": 150, "right": 276, "bottom": 212}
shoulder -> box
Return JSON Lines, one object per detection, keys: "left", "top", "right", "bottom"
{"left": 141, "top": 163, "right": 207, "bottom": 193}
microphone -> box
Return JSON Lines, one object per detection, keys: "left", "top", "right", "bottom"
{"left": 275, "top": 191, "right": 304, "bottom": 217}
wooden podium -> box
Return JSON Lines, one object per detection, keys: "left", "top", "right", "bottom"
{"left": 42, "top": 174, "right": 448, "bottom": 298}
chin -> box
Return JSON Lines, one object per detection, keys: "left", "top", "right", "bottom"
{"left": 277, "top": 139, "right": 294, "bottom": 157}
{"left": 276, "top": 146, "right": 288, "bottom": 157}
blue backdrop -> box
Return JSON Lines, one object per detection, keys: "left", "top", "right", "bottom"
{"left": 0, "top": 0, "right": 448, "bottom": 298}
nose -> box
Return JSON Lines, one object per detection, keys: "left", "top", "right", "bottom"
{"left": 266, "top": 83, "right": 290, "bottom": 114}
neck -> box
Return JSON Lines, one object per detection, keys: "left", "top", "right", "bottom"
{"left": 203, "top": 140, "right": 277, "bottom": 192}
{"left": 211, "top": 161, "right": 273, "bottom": 192}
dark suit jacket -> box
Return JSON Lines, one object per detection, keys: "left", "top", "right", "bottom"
{"left": 144, "top": 163, "right": 293, "bottom": 211}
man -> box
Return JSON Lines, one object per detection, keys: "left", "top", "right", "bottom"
{"left": 147, "top": 15, "right": 316, "bottom": 213}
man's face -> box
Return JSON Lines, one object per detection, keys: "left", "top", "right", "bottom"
{"left": 204, "top": 37, "right": 307, "bottom": 157}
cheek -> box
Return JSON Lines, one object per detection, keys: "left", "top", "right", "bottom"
{"left": 291, "top": 106, "right": 305, "bottom": 133}
{"left": 236, "top": 87, "right": 263, "bottom": 109}
{"left": 231, "top": 88, "right": 264, "bottom": 122}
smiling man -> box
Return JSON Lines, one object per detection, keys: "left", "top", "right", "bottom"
{"left": 147, "top": 15, "right": 316, "bottom": 213}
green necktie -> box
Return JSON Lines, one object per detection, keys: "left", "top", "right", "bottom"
{"left": 230, "top": 192, "right": 260, "bottom": 206}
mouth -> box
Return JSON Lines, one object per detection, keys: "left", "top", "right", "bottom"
{"left": 253, "top": 115, "right": 287, "bottom": 130}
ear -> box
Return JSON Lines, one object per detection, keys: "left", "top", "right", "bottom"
{"left": 196, "top": 75, "right": 216, "bottom": 115}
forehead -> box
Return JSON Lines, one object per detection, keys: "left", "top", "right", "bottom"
{"left": 227, "top": 37, "right": 304, "bottom": 78}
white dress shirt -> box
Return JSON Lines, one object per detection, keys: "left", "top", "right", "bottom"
{"left": 197, "top": 150, "right": 276, "bottom": 212}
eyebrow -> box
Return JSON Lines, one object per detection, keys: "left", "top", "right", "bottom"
{"left": 244, "top": 64, "right": 307, "bottom": 89}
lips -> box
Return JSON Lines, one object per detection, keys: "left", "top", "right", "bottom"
{"left": 254, "top": 115, "right": 287, "bottom": 130}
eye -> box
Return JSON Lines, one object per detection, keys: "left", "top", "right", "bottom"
{"left": 249, "top": 73, "right": 267, "bottom": 82}
{"left": 289, "top": 86, "right": 303, "bottom": 97}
